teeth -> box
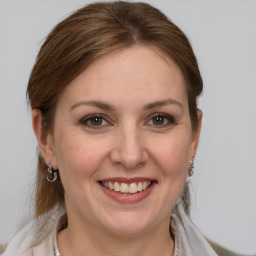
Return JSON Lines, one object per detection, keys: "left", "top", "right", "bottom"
{"left": 109, "top": 181, "right": 114, "bottom": 190}
{"left": 128, "top": 183, "right": 137, "bottom": 193}
{"left": 137, "top": 182, "right": 143, "bottom": 192}
{"left": 113, "top": 182, "right": 120, "bottom": 192}
{"left": 102, "top": 181, "right": 152, "bottom": 194}
{"left": 120, "top": 183, "right": 129, "bottom": 193}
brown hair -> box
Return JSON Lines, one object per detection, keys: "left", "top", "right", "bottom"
{"left": 27, "top": 1, "right": 203, "bottom": 220}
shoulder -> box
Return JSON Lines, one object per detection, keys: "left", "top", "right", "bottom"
{"left": 1, "top": 223, "right": 56, "bottom": 256}
{"left": 0, "top": 224, "right": 33, "bottom": 256}
{"left": 208, "top": 240, "right": 256, "bottom": 256}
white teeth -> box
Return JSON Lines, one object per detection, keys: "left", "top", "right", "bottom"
{"left": 102, "top": 181, "right": 152, "bottom": 194}
{"left": 114, "top": 182, "right": 120, "bottom": 192}
{"left": 137, "top": 182, "right": 143, "bottom": 192}
{"left": 120, "top": 183, "right": 129, "bottom": 193}
{"left": 142, "top": 181, "right": 147, "bottom": 190}
{"left": 128, "top": 183, "right": 137, "bottom": 193}
{"left": 109, "top": 181, "right": 114, "bottom": 190}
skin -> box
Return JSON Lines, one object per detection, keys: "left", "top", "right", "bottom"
{"left": 33, "top": 45, "right": 202, "bottom": 256}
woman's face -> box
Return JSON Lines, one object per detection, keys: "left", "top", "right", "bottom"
{"left": 46, "top": 45, "right": 201, "bottom": 236}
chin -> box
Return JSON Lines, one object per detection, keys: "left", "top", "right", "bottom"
{"left": 98, "top": 210, "right": 160, "bottom": 237}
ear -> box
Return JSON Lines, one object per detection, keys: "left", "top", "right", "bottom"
{"left": 32, "top": 109, "right": 57, "bottom": 169}
{"left": 191, "top": 109, "right": 203, "bottom": 156}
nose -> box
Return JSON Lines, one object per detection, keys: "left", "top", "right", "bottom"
{"left": 110, "top": 124, "right": 148, "bottom": 169}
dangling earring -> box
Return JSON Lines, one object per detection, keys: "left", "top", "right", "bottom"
{"left": 188, "top": 160, "right": 194, "bottom": 177}
{"left": 46, "top": 165, "right": 58, "bottom": 182}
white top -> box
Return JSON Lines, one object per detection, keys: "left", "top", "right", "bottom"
{"left": 1, "top": 204, "right": 217, "bottom": 256}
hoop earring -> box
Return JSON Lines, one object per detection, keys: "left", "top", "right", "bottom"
{"left": 188, "top": 160, "right": 194, "bottom": 177}
{"left": 46, "top": 165, "right": 58, "bottom": 182}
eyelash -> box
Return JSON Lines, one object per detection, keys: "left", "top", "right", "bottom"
{"left": 80, "top": 114, "right": 109, "bottom": 129}
{"left": 80, "top": 113, "right": 176, "bottom": 129}
{"left": 147, "top": 114, "right": 176, "bottom": 127}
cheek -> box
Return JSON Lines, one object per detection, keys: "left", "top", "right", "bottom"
{"left": 150, "top": 132, "right": 192, "bottom": 177}
{"left": 54, "top": 131, "right": 109, "bottom": 181}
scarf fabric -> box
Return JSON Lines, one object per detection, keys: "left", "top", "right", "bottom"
{"left": 171, "top": 204, "right": 218, "bottom": 255}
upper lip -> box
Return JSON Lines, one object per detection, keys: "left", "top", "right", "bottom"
{"left": 99, "top": 177, "right": 156, "bottom": 184}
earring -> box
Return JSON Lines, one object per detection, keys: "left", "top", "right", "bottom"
{"left": 46, "top": 165, "right": 58, "bottom": 182}
{"left": 188, "top": 160, "right": 194, "bottom": 177}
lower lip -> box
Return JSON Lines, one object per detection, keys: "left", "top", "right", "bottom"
{"left": 100, "top": 183, "right": 156, "bottom": 204}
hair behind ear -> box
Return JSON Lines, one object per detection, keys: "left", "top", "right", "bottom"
{"left": 0, "top": 244, "right": 7, "bottom": 254}
{"left": 181, "top": 182, "right": 191, "bottom": 215}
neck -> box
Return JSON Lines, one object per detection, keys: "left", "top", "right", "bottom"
{"left": 57, "top": 217, "right": 174, "bottom": 256}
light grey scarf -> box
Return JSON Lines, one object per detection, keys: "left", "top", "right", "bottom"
{"left": 171, "top": 203, "right": 218, "bottom": 255}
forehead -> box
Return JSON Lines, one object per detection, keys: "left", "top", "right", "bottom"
{"left": 58, "top": 45, "right": 187, "bottom": 110}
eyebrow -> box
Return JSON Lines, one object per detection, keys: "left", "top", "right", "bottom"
{"left": 143, "top": 99, "right": 184, "bottom": 110}
{"left": 70, "top": 100, "right": 116, "bottom": 111}
{"left": 70, "top": 98, "right": 183, "bottom": 111}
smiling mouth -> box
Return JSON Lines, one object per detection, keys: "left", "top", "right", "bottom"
{"left": 99, "top": 180, "right": 154, "bottom": 194}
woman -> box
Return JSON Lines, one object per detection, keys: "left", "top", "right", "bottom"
{"left": 1, "top": 1, "right": 253, "bottom": 256}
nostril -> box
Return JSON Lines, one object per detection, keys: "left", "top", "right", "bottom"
{"left": 109, "top": 130, "right": 148, "bottom": 168}
{"left": 110, "top": 146, "right": 149, "bottom": 170}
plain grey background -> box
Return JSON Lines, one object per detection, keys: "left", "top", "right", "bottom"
{"left": 0, "top": 0, "right": 255, "bottom": 254}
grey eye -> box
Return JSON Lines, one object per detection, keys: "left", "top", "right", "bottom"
{"left": 89, "top": 117, "right": 103, "bottom": 126}
{"left": 148, "top": 114, "right": 175, "bottom": 126}
{"left": 152, "top": 116, "right": 165, "bottom": 125}
{"left": 80, "top": 115, "right": 108, "bottom": 128}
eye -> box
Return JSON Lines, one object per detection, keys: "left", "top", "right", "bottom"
{"left": 147, "top": 114, "right": 175, "bottom": 127}
{"left": 80, "top": 114, "right": 109, "bottom": 128}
